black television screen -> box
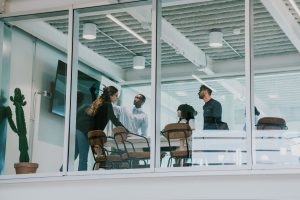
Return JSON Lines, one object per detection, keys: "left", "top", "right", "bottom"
{"left": 51, "top": 60, "right": 100, "bottom": 117}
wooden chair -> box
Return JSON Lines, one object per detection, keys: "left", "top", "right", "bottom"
{"left": 256, "top": 117, "right": 287, "bottom": 130}
{"left": 161, "top": 123, "right": 193, "bottom": 167}
{"left": 87, "top": 130, "right": 128, "bottom": 170}
{"left": 112, "top": 126, "right": 151, "bottom": 168}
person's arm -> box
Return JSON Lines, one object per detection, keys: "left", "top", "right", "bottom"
{"left": 141, "top": 114, "right": 148, "bottom": 136}
{"left": 107, "top": 102, "right": 127, "bottom": 129}
{"left": 213, "top": 101, "right": 222, "bottom": 121}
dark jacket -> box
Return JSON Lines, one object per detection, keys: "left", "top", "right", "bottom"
{"left": 76, "top": 104, "right": 94, "bottom": 134}
{"left": 94, "top": 102, "right": 124, "bottom": 130}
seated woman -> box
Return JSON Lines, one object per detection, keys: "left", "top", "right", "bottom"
{"left": 177, "top": 104, "right": 197, "bottom": 130}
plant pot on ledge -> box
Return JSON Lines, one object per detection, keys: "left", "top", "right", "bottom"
{"left": 14, "top": 162, "right": 39, "bottom": 174}
{"left": 6, "top": 88, "right": 39, "bottom": 174}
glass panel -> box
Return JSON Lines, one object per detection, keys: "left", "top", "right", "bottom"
{"left": 160, "top": 0, "right": 246, "bottom": 168}
{"left": 71, "top": 0, "right": 153, "bottom": 171}
{"left": 0, "top": 11, "right": 69, "bottom": 175}
{"left": 253, "top": 0, "right": 300, "bottom": 166}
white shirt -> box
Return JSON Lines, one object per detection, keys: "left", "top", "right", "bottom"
{"left": 113, "top": 105, "right": 148, "bottom": 136}
{"left": 131, "top": 107, "right": 148, "bottom": 136}
{"left": 178, "top": 118, "right": 195, "bottom": 130}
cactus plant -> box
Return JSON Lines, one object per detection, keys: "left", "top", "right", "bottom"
{"left": 6, "top": 88, "right": 29, "bottom": 162}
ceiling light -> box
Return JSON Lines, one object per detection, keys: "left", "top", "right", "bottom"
{"left": 83, "top": 23, "right": 97, "bottom": 40}
{"left": 209, "top": 30, "right": 223, "bottom": 48}
{"left": 133, "top": 56, "right": 145, "bottom": 69}
{"left": 291, "top": 144, "right": 300, "bottom": 156}
{"left": 106, "top": 14, "right": 148, "bottom": 44}
{"left": 233, "top": 28, "right": 241, "bottom": 35}
{"left": 192, "top": 74, "right": 216, "bottom": 92}
{"left": 289, "top": 0, "right": 300, "bottom": 17}
{"left": 175, "top": 91, "right": 187, "bottom": 96}
{"left": 268, "top": 93, "right": 279, "bottom": 99}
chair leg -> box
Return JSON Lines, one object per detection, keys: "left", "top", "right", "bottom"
{"left": 167, "top": 157, "right": 172, "bottom": 167}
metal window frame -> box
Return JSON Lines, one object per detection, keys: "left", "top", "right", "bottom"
{"left": 1, "top": 0, "right": 300, "bottom": 181}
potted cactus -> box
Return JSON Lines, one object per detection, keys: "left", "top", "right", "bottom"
{"left": 6, "top": 88, "right": 38, "bottom": 174}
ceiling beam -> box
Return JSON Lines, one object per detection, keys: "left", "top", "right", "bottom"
{"left": 127, "top": 7, "right": 207, "bottom": 67}
{"left": 12, "top": 21, "right": 125, "bottom": 82}
{"left": 261, "top": 0, "right": 300, "bottom": 52}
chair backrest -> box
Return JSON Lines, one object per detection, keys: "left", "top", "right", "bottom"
{"left": 87, "top": 130, "right": 108, "bottom": 158}
{"left": 112, "top": 126, "right": 128, "bottom": 143}
{"left": 88, "top": 130, "right": 107, "bottom": 146}
{"left": 256, "top": 117, "right": 287, "bottom": 130}
{"left": 162, "top": 123, "right": 192, "bottom": 139}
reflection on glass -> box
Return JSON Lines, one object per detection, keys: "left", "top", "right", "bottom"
{"left": 160, "top": 0, "right": 246, "bottom": 168}
{"left": 253, "top": 0, "right": 300, "bottom": 166}
{"left": 72, "top": 1, "right": 153, "bottom": 171}
{"left": 1, "top": 11, "right": 69, "bottom": 175}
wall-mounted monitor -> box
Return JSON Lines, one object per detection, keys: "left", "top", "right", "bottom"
{"left": 50, "top": 60, "right": 100, "bottom": 117}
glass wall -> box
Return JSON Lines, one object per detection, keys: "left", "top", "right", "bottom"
{"left": 70, "top": 0, "right": 153, "bottom": 171}
{"left": 159, "top": 0, "right": 247, "bottom": 168}
{"left": 253, "top": 0, "right": 300, "bottom": 166}
{"left": 1, "top": 0, "right": 300, "bottom": 178}
{"left": 0, "top": 11, "right": 69, "bottom": 175}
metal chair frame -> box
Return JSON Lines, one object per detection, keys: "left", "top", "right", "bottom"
{"left": 161, "top": 123, "right": 192, "bottom": 167}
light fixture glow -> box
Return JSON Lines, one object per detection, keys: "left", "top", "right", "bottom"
{"left": 209, "top": 30, "right": 223, "bottom": 48}
{"left": 268, "top": 93, "right": 279, "bottom": 99}
{"left": 289, "top": 0, "right": 300, "bottom": 17}
{"left": 291, "top": 144, "right": 300, "bottom": 156}
{"left": 176, "top": 91, "right": 187, "bottom": 97}
{"left": 83, "top": 23, "right": 97, "bottom": 40}
{"left": 280, "top": 147, "right": 287, "bottom": 155}
{"left": 106, "top": 14, "right": 148, "bottom": 44}
{"left": 133, "top": 56, "right": 145, "bottom": 69}
{"left": 192, "top": 74, "right": 216, "bottom": 92}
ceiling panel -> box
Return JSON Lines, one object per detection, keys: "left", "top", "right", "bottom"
{"left": 46, "top": 0, "right": 299, "bottom": 69}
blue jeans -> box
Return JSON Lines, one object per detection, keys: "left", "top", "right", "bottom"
{"left": 74, "top": 129, "right": 89, "bottom": 171}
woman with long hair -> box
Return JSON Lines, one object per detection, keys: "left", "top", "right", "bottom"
{"left": 86, "top": 85, "right": 125, "bottom": 130}
{"left": 75, "top": 86, "right": 126, "bottom": 171}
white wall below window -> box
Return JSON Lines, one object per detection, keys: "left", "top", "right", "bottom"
{"left": 1, "top": 174, "right": 300, "bottom": 200}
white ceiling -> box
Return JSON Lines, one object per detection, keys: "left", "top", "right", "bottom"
{"left": 43, "top": 0, "right": 300, "bottom": 126}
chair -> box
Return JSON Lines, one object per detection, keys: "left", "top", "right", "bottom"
{"left": 87, "top": 130, "right": 129, "bottom": 170}
{"left": 112, "top": 126, "right": 151, "bottom": 168}
{"left": 256, "top": 117, "right": 287, "bottom": 130}
{"left": 161, "top": 123, "right": 192, "bottom": 167}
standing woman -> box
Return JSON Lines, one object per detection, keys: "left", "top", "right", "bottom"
{"left": 86, "top": 86, "right": 127, "bottom": 131}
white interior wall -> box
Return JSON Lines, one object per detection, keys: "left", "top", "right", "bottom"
{"left": 32, "top": 40, "right": 67, "bottom": 173}
{"left": 1, "top": 174, "right": 300, "bottom": 200}
{"left": 4, "top": 28, "right": 34, "bottom": 174}
{"left": 4, "top": 26, "right": 105, "bottom": 174}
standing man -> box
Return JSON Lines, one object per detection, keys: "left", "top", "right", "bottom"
{"left": 131, "top": 94, "right": 148, "bottom": 136}
{"left": 198, "top": 85, "right": 222, "bottom": 130}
